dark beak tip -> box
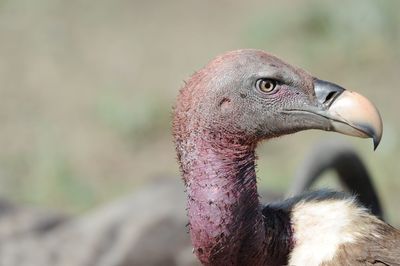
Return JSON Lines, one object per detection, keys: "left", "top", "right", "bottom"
{"left": 373, "top": 140, "right": 378, "bottom": 151}
{"left": 361, "top": 123, "right": 382, "bottom": 151}
{"left": 373, "top": 136, "right": 382, "bottom": 151}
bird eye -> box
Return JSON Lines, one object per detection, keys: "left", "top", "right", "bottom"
{"left": 256, "top": 79, "right": 277, "bottom": 94}
{"left": 256, "top": 78, "right": 276, "bottom": 93}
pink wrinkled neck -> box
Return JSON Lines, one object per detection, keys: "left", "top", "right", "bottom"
{"left": 179, "top": 131, "right": 267, "bottom": 265}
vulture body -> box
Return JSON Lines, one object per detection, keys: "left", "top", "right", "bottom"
{"left": 0, "top": 141, "right": 386, "bottom": 266}
{"left": 173, "top": 49, "right": 399, "bottom": 265}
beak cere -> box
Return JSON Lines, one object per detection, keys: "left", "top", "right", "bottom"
{"left": 314, "top": 79, "right": 383, "bottom": 150}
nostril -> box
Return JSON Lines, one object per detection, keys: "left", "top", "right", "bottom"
{"left": 324, "top": 91, "right": 337, "bottom": 104}
{"left": 314, "top": 79, "right": 345, "bottom": 106}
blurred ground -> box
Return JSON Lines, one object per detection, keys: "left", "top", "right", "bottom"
{"left": 0, "top": 0, "right": 399, "bottom": 224}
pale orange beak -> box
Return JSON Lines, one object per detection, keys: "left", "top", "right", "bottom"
{"left": 314, "top": 79, "right": 383, "bottom": 150}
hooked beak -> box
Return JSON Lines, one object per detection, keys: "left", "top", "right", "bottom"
{"left": 313, "top": 79, "right": 383, "bottom": 150}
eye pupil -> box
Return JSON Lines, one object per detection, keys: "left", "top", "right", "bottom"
{"left": 257, "top": 79, "right": 277, "bottom": 93}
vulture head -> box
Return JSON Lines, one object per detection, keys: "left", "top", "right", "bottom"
{"left": 175, "top": 49, "right": 382, "bottom": 149}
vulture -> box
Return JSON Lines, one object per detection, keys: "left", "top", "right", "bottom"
{"left": 172, "top": 49, "right": 399, "bottom": 265}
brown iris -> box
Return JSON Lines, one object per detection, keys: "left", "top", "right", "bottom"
{"left": 256, "top": 78, "right": 277, "bottom": 93}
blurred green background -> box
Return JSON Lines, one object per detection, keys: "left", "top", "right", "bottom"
{"left": 0, "top": 0, "right": 399, "bottom": 222}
